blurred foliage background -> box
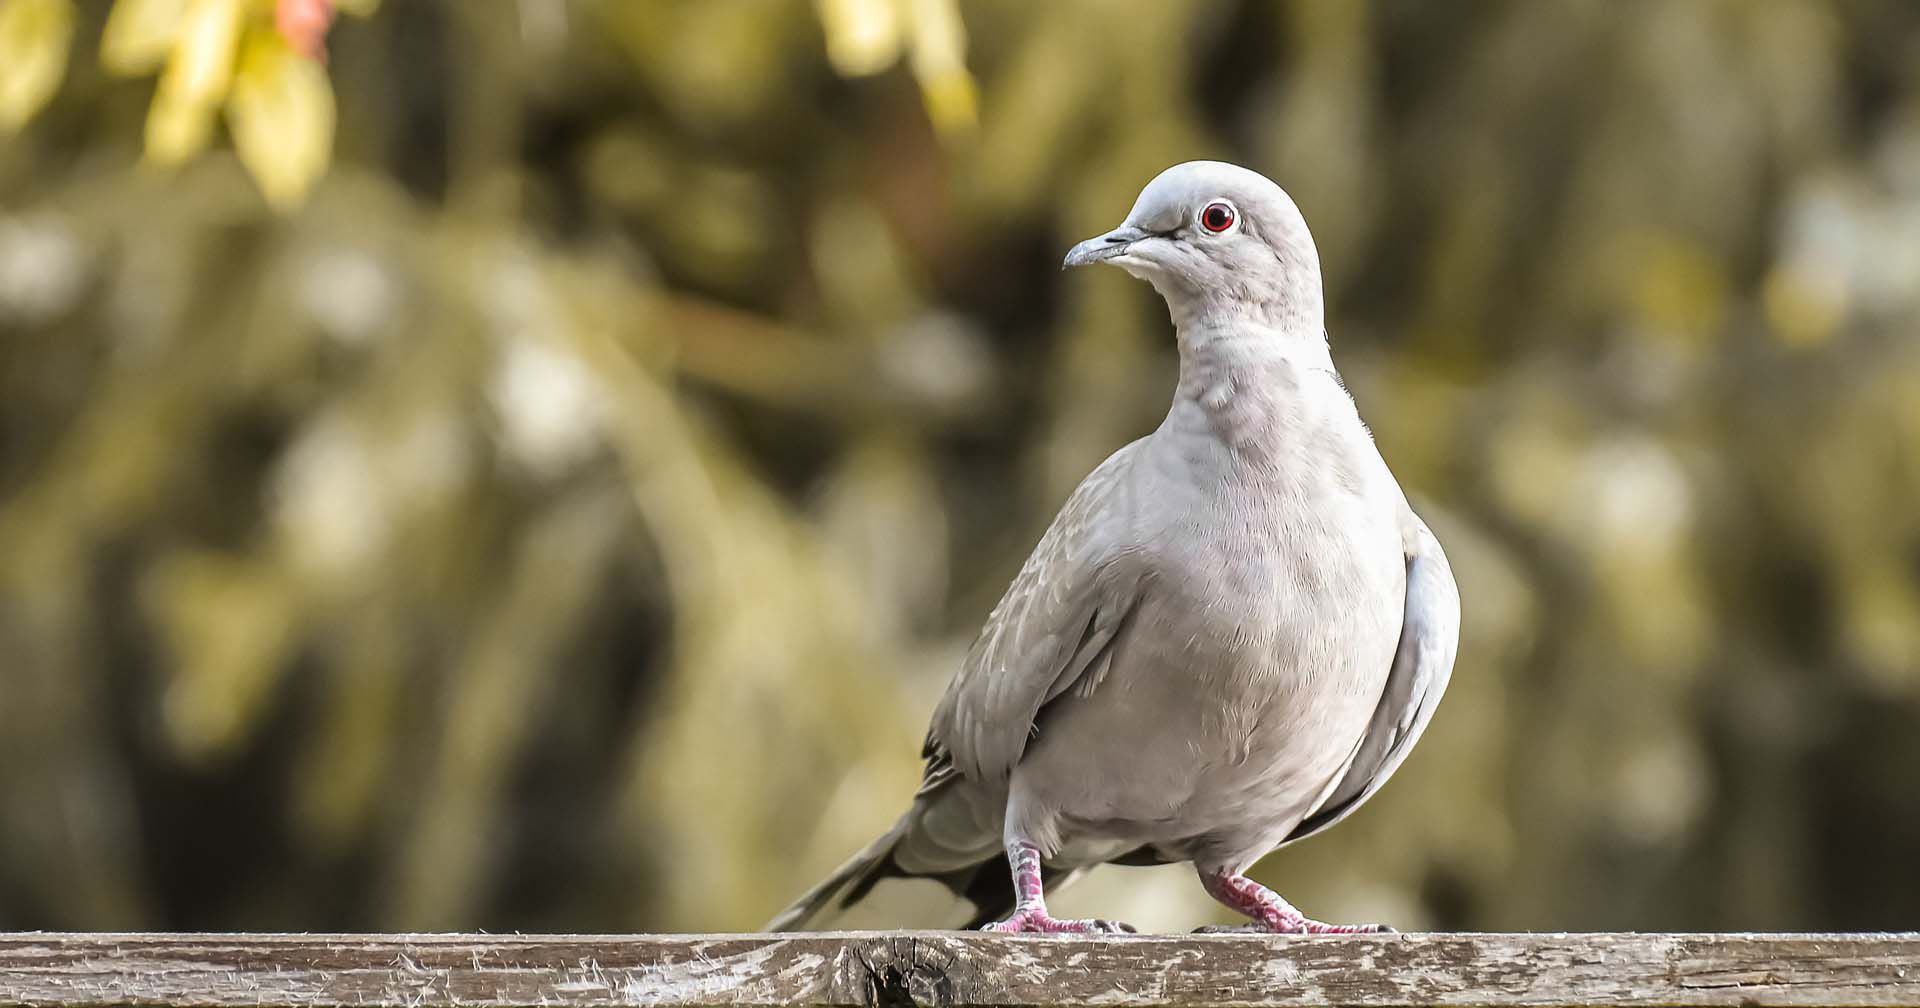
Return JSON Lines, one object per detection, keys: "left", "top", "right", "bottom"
{"left": 3, "top": 0, "right": 1919, "bottom": 935}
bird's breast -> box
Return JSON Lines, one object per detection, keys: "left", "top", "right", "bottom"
{"left": 1123, "top": 429, "right": 1408, "bottom": 758}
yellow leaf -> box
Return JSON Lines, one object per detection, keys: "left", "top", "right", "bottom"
{"left": 816, "top": 0, "right": 901, "bottom": 77}
{"left": 916, "top": 69, "right": 976, "bottom": 140}
{"left": 905, "top": 0, "right": 974, "bottom": 139}
{"left": 143, "top": 80, "right": 215, "bottom": 163}
{"left": 101, "top": 0, "right": 189, "bottom": 75}
{"left": 226, "top": 30, "right": 334, "bottom": 210}
{"left": 0, "top": 0, "right": 74, "bottom": 132}
{"left": 159, "top": 0, "right": 243, "bottom": 107}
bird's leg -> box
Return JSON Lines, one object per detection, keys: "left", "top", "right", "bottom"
{"left": 1194, "top": 869, "right": 1393, "bottom": 935}
{"left": 979, "top": 839, "right": 1135, "bottom": 934}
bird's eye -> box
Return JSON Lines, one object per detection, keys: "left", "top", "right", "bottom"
{"left": 1199, "top": 201, "right": 1236, "bottom": 233}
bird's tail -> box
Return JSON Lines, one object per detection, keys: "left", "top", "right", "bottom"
{"left": 764, "top": 819, "right": 910, "bottom": 932}
{"left": 765, "top": 806, "right": 1097, "bottom": 931}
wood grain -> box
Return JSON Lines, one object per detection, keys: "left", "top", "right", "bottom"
{"left": 0, "top": 932, "right": 1916, "bottom": 1008}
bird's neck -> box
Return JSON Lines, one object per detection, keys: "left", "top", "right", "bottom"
{"left": 1156, "top": 268, "right": 1325, "bottom": 336}
{"left": 1166, "top": 318, "right": 1340, "bottom": 460}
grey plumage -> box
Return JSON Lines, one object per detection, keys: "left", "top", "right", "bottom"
{"left": 769, "top": 161, "right": 1460, "bottom": 934}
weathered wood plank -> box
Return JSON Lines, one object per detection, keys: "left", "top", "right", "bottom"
{"left": 0, "top": 932, "right": 1915, "bottom": 1008}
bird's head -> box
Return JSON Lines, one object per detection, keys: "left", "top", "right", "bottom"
{"left": 1064, "top": 161, "right": 1324, "bottom": 332}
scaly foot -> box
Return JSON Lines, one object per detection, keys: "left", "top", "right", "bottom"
{"left": 1193, "top": 920, "right": 1395, "bottom": 935}
{"left": 982, "top": 907, "right": 1137, "bottom": 934}
{"left": 982, "top": 838, "right": 1138, "bottom": 933}
{"left": 1195, "top": 868, "right": 1394, "bottom": 935}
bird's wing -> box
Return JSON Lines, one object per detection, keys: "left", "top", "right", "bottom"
{"left": 923, "top": 443, "right": 1146, "bottom": 787}
{"left": 1283, "top": 512, "right": 1459, "bottom": 844}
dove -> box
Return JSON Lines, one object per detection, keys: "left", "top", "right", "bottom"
{"left": 770, "top": 161, "right": 1460, "bottom": 935}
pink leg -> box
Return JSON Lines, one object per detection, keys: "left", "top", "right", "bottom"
{"left": 978, "top": 840, "right": 1135, "bottom": 934}
{"left": 1196, "top": 869, "right": 1393, "bottom": 935}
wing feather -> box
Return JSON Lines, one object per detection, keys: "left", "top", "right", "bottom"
{"left": 923, "top": 443, "right": 1146, "bottom": 786}
{"left": 1284, "top": 513, "right": 1460, "bottom": 844}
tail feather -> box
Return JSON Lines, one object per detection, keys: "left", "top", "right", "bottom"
{"left": 767, "top": 821, "right": 1102, "bottom": 931}
{"left": 769, "top": 782, "right": 1113, "bottom": 931}
{"left": 764, "top": 823, "right": 907, "bottom": 932}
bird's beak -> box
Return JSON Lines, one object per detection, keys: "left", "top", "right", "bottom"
{"left": 1063, "top": 225, "right": 1150, "bottom": 269}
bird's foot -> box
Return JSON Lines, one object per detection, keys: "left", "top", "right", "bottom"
{"left": 1193, "top": 918, "right": 1395, "bottom": 936}
{"left": 982, "top": 906, "right": 1136, "bottom": 934}
{"left": 1194, "top": 870, "right": 1395, "bottom": 935}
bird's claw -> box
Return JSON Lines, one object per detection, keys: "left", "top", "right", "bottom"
{"left": 1193, "top": 921, "right": 1396, "bottom": 935}
{"left": 982, "top": 908, "right": 1137, "bottom": 934}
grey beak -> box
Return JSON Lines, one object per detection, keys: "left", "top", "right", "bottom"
{"left": 1063, "top": 225, "right": 1150, "bottom": 269}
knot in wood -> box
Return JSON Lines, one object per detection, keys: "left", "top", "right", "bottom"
{"left": 854, "top": 935, "right": 959, "bottom": 1008}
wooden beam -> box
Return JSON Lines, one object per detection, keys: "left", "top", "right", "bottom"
{"left": 1, "top": 932, "right": 1916, "bottom": 1008}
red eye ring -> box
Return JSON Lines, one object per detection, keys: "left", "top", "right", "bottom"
{"left": 1200, "top": 201, "right": 1236, "bottom": 233}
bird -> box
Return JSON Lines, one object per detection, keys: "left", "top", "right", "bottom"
{"left": 768, "top": 160, "right": 1460, "bottom": 935}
